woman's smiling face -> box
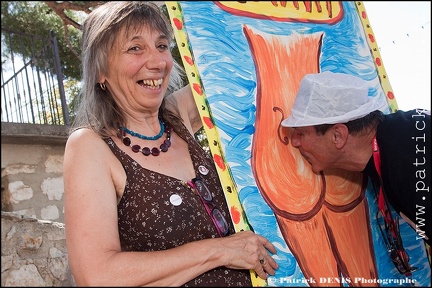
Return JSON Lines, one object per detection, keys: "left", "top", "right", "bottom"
{"left": 102, "top": 25, "right": 173, "bottom": 112}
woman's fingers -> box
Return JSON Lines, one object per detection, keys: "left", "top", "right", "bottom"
{"left": 260, "top": 254, "right": 278, "bottom": 276}
{"left": 255, "top": 253, "right": 278, "bottom": 279}
{"left": 252, "top": 235, "right": 279, "bottom": 279}
{"left": 221, "top": 230, "right": 278, "bottom": 279}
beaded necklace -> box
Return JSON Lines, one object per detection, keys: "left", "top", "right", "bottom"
{"left": 118, "top": 123, "right": 172, "bottom": 156}
{"left": 120, "top": 119, "right": 165, "bottom": 140}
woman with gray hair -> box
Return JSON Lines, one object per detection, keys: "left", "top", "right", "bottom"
{"left": 63, "top": 2, "right": 278, "bottom": 286}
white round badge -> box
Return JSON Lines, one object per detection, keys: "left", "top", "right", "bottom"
{"left": 198, "top": 165, "right": 209, "bottom": 175}
{"left": 170, "top": 194, "right": 182, "bottom": 206}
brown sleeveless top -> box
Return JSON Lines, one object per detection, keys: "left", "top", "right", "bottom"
{"left": 104, "top": 122, "right": 252, "bottom": 287}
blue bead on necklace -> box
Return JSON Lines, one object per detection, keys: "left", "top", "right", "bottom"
{"left": 121, "top": 119, "right": 165, "bottom": 140}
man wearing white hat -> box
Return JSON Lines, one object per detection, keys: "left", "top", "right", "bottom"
{"left": 281, "top": 71, "right": 430, "bottom": 273}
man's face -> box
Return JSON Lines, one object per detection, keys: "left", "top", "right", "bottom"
{"left": 289, "top": 126, "right": 335, "bottom": 173}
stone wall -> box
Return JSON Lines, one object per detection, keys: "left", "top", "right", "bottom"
{"left": 1, "top": 123, "right": 67, "bottom": 223}
{"left": 1, "top": 212, "right": 75, "bottom": 286}
{"left": 1, "top": 123, "right": 73, "bottom": 286}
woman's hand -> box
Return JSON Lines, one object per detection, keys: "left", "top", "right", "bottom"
{"left": 218, "top": 230, "right": 279, "bottom": 280}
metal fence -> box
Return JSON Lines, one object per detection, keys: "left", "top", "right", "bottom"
{"left": 1, "top": 28, "right": 69, "bottom": 125}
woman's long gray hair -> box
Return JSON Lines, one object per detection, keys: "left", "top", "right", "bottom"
{"left": 71, "top": 1, "right": 184, "bottom": 137}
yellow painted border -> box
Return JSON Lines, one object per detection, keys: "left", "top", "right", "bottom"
{"left": 355, "top": 1, "right": 399, "bottom": 112}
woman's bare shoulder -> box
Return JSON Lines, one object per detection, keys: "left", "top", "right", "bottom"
{"left": 66, "top": 128, "right": 109, "bottom": 150}
{"left": 64, "top": 127, "right": 126, "bottom": 203}
{"left": 64, "top": 128, "right": 114, "bottom": 166}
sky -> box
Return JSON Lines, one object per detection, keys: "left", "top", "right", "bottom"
{"left": 363, "top": 1, "right": 431, "bottom": 111}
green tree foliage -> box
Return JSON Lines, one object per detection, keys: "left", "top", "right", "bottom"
{"left": 1, "top": 1, "right": 107, "bottom": 80}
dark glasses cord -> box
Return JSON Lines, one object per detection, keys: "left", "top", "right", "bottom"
{"left": 373, "top": 137, "right": 417, "bottom": 278}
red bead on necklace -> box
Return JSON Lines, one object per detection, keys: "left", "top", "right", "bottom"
{"left": 118, "top": 125, "right": 172, "bottom": 156}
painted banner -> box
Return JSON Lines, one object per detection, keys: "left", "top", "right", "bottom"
{"left": 166, "top": 2, "right": 431, "bottom": 286}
